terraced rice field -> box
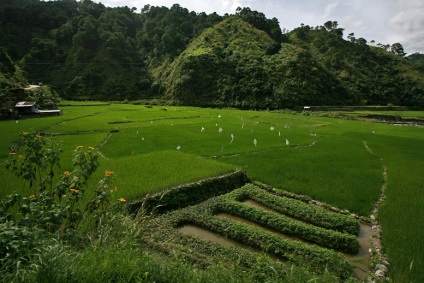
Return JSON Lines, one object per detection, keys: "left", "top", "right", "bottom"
{"left": 1, "top": 102, "right": 423, "bottom": 282}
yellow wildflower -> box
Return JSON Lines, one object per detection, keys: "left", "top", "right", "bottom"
{"left": 23, "top": 132, "right": 29, "bottom": 135}
{"left": 18, "top": 155, "right": 24, "bottom": 159}
{"left": 29, "top": 195, "right": 35, "bottom": 199}
{"left": 64, "top": 171, "right": 70, "bottom": 175}
{"left": 114, "top": 187, "right": 118, "bottom": 191}
{"left": 89, "top": 146, "right": 95, "bottom": 151}
{"left": 70, "top": 188, "right": 79, "bottom": 193}
{"left": 35, "top": 134, "right": 41, "bottom": 139}
{"left": 105, "top": 171, "right": 114, "bottom": 177}
{"left": 76, "top": 145, "right": 83, "bottom": 149}
{"left": 9, "top": 152, "right": 16, "bottom": 155}
{"left": 118, "top": 198, "right": 126, "bottom": 202}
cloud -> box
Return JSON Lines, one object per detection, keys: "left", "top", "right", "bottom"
{"left": 222, "top": 0, "right": 254, "bottom": 12}
{"left": 95, "top": 0, "right": 424, "bottom": 53}
{"left": 323, "top": 1, "right": 339, "bottom": 20}
{"left": 387, "top": 1, "right": 424, "bottom": 53}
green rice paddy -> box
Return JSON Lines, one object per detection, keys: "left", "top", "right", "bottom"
{"left": 1, "top": 102, "right": 423, "bottom": 282}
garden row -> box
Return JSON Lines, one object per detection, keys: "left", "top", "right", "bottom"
{"left": 230, "top": 184, "right": 360, "bottom": 235}
{"left": 142, "top": 183, "right": 360, "bottom": 280}
{"left": 214, "top": 197, "right": 359, "bottom": 254}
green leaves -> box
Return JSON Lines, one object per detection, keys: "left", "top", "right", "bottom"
{"left": 1, "top": 131, "right": 121, "bottom": 239}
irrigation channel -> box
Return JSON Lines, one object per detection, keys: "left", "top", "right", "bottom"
{"left": 179, "top": 199, "right": 372, "bottom": 280}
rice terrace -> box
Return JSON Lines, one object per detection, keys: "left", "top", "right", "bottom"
{"left": 1, "top": 102, "right": 423, "bottom": 282}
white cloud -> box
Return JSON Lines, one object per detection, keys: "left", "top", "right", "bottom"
{"left": 95, "top": 0, "right": 424, "bottom": 53}
{"left": 387, "top": 6, "right": 424, "bottom": 53}
{"left": 323, "top": 1, "right": 339, "bottom": 20}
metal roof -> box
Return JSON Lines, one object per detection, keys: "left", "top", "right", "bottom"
{"left": 15, "top": 101, "right": 36, "bottom": 107}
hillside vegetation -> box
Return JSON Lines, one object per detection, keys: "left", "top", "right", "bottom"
{"left": 0, "top": 0, "right": 423, "bottom": 108}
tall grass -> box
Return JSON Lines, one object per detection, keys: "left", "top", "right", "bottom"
{"left": 0, "top": 211, "right": 343, "bottom": 283}
{"left": 368, "top": 133, "right": 424, "bottom": 283}
{"left": 221, "top": 133, "right": 383, "bottom": 215}
{"left": 96, "top": 151, "right": 235, "bottom": 200}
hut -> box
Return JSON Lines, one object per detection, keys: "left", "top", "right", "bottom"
{"left": 15, "top": 101, "right": 38, "bottom": 114}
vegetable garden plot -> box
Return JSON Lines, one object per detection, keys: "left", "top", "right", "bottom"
{"left": 144, "top": 183, "right": 370, "bottom": 281}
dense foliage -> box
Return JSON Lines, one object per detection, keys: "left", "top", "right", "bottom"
{"left": 0, "top": 48, "right": 27, "bottom": 93}
{"left": 158, "top": 18, "right": 424, "bottom": 108}
{"left": 1, "top": 0, "right": 423, "bottom": 108}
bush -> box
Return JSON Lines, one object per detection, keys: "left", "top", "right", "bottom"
{"left": 0, "top": 131, "right": 126, "bottom": 276}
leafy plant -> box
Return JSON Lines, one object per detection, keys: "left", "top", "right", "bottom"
{"left": 0, "top": 131, "right": 125, "bottom": 273}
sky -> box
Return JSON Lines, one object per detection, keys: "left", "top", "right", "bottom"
{"left": 96, "top": 0, "right": 424, "bottom": 54}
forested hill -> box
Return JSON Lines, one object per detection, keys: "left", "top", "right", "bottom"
{"left": 1, "top": 0, "right": 423, "bottom": 109}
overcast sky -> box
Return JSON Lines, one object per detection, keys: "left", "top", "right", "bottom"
{"left": 96, "top": 0, "right": 424, "bottom": 54}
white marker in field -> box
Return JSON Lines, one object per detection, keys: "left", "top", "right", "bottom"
{"left": 176, "top": 146, "right": 181, "bottom": 150}
{"left": 218, "top": 115, "right": 221, "bottom": 118}
{"left": 201, "top": 127, "right": 205, "bottom": 132}
{"left": 219, "top": 127, "right": 223, "bottom": 133}
{"left": 270, "top": 126, "right": 274, "bottom": 131}
{"left": 254, "top": 139, "right": 257, "bottom": 147}
{"left": 286, "top": 139, "right": 289, "bottom": 146}
{"left": 279, "top": 131, "right": 281, "bottom": 136}
{"left": 230, "top": 133, "right": 234, "bottom": 144}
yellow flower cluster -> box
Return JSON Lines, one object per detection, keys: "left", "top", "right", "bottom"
{"left": 119, "top": 198, "right": 126, "bottom": 202}
{"left": 64, "top": 171, "right": 70, "bottom": 175}
{"left": 105, "top": 171, "right": 114, "bottom": 177}
{"left": 70, "top": 188, "right": 79, "bottom": 193}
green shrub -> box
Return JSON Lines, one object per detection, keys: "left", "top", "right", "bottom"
{"left": 0, "top": 131, "right": 125, "bottom": 276}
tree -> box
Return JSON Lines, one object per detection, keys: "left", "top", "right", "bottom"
{"left": 347, "top": 32, "right": 355, "bottom": 43}
{"left": 324, "top": 20, "right": 338, "bottom": 31}
{"left": 355, "top": 38, "right": 367, "bottom": 46}
{"left": 391, "top": 43, "right": 406, "bottom": 57}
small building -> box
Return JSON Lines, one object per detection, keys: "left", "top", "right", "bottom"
{"left": 14, "top": 101, "right": 62, "bottom": 117}
{"left": 15, "top": 101, "right": 38, "bottom": 114}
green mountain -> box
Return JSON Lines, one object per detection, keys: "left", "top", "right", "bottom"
{"left": 157, "top": 17, "right": 424, "bottom": 108}
{"left": 0, "top": 0, "right": 423, "bottom": 108}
